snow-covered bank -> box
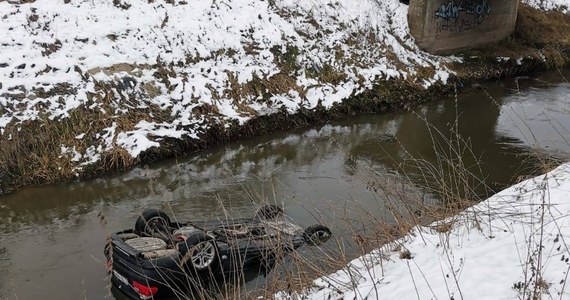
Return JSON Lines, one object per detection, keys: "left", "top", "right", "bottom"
{"left": 0, "top": 0, "right": 452, "bottom": 167}
{"left": 0, "top": 0, "right": 569, "bottom": 191}
{"left": 525, "top": 0, "right": 570, "bottom": 13}
{"left": 278, "top": 162, "right": 570, "bottom": 300}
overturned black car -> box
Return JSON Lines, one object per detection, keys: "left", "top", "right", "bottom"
{"left": 105, "top": 206, "right": 332, "bottom": 299}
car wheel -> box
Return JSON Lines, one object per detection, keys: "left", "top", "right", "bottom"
{"left": 178, "top": 232, "right": 218, "bottom": 271}
{"left": 303, "top": 224, "right": 332, "bottom": 246}
{"left": 134, "top": 209, "right": 171, "bottom": 239}
{"left": 255, "top": 205, "right": 284, "bottom": 220}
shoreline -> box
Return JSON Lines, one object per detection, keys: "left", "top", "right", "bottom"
{"left": 275, "top": 162, "right": 570, "bottom": 299}
{"left": 1, "top": 2, "right": 569, "bottom": 195}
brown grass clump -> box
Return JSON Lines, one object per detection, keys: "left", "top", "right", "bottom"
{"left": 515, "top": 5, "right": 570, "bottom": 48}
{"left": 100, "top": 148, "right": 134, "bottom": 171}
{"left": 449, "top": 4, "right": 570, "bottom": 81}
{"left": 224, "top": 71, "right": 305, "bottom": 111}
{"left": 264, "top": 73, "right": 302, "bottom": 95}
{"left": 309, "top": 64, "right": 348, "bottom": 85}
{"left": 0, "top": 120, "right": 72, "bottom": 189}
{"left": 0, "top": 93, "right": 174, "bottom": 193}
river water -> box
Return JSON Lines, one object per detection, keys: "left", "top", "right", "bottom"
{"left": 1, "top": 70, "right": 569, "bottom": 299}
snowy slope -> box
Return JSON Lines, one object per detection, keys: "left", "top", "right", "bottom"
{"left": 0, "top": 0, "right": 453, "bottom": 168}
{"left": 272, "top": 1, "right": 570, "bottom": 298}
{"left": 524, "top": 0, "right": 570, "bottom": 13}
{"left": 277, "top": 162, "right": 570, "bottom": 300}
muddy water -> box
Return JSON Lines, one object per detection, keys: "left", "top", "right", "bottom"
{"left": 1, "top": 70, "right": 569, "bottom": 299}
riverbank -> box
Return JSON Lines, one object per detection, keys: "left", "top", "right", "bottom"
{"left": 1, "top": 0, "right": 569, "bottom": 194}
{"left": 275, "top": 161, "right": 570, "bottom": 299}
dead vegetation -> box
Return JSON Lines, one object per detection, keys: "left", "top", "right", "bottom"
{"left": 451, "top": 4, "right": 570, "bottom": 81}
{"left": 1, "top": 4, "right": 570, "bottom": 196}
{"left": 515, "top": 5, "right": 570, "bottom": 48}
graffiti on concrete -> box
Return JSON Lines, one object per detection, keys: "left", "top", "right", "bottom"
{"left": 435, "top": 0, "right": 491, "bottom": 33}
{"left": 435, "top": 1, "right": 463, "bottom": 20}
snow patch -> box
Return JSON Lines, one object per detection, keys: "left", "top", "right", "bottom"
{"left": 523, "top": 0, "right": 570, "bottom": 13}
{"left": 278, "top": 162, "right": 570, "bottom": 299}
{"left": 3, "top": 0, "right": 543, "bottom": 169}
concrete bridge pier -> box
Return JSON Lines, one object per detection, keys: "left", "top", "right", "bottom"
{"left": 408, "top": 0, "right": 520, "bottom": 54}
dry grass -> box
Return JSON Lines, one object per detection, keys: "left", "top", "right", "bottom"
{"left": 1, "top": 1, "right": 569, "bottom": 203}
{"left": 515, "top": 5, "right": 570, "bottom": 48}
{"left": 102, "top": 198, "right": 338, "bottom": 300}
{"left": 449, "top": 3, "right": 570, "bottom": 82}
{"left": 224, "top": 72, "right": 305, "bottom": 107}
{"left": 96, "top": 69, "right": 570, "bottom": 300}
{"left": 261, "top": 71, "right": 569, "bottom": 299}
{"left": 0, "top": 98, "right": 169, "bottom": 193}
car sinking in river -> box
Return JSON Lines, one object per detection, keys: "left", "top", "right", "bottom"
{"left": 105, "top": 206, "right": 332, "bottom": 299}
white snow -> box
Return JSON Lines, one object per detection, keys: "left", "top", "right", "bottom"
{"left": 0, "top": 0, "right": 566, "bottom": 169}
{"left": 0, "top": 0, "right": 454, "bottom": 165}
{"left": 278, "top": 162, "right": 570, "bottom": 299}
{"left": 524, "top": 0, "right": 570, "bottom": 13}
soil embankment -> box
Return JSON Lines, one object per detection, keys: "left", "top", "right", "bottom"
{"left": 0, "top": 1, "right": 569, "bottom": 194}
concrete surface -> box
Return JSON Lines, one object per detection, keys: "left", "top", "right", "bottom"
{"left": 409, "top": 0, "right": 519, "bottom": 53}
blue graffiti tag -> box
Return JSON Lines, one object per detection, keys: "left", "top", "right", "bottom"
{"left": 435, "top": 0, "right": 492, "bottom": 32}
{"left": 464, "top": 0, "right": 491, "bottom": 23}
{"left": 435, "top": 0, "right": 491, "bottom": 22}
{"left": 435, "top": 1, "right": 463, "bottom": 20}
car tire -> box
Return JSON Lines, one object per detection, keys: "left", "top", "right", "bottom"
{"left": 303, "top": 224, "right": 332, "bottom": 246}
{"left": 255, "top": 205, "right": 284, "bottom": 220}
{"left": 178, "top": 232, "right": 219, "bottom": 272}
{"left": 134, "top": 209, "right": 171, "bottom": 239}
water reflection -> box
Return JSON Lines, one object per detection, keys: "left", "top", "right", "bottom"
{"left": 497, "top": 84, "right": 570, "bottom": 158}
{"left": 0, "top": 70, "right": 569, "bottom": 299}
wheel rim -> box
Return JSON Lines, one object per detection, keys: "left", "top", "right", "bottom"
{"left": 144, "top": 217, "right": 169, "bottom": 236}
{"left": 190, "top": 241, "right": 216, "bottom": 269}
{"left": 310, "top": 230, "right": 330, "bottom": 244}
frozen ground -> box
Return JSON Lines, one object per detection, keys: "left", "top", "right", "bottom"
{"left": 0, "top": 0, "right": 452, "bottom": 168}
{"left": 0, "top": 0, "right": 567, "bottom": 170}
{"left": 0, "top": 0, "right": 565, "bottom": 172}
{"left": 525, "top": 0, "right": 569, "bottom": 13}
{"left": 276, "top": 162, "right": 570, "bottom": 300}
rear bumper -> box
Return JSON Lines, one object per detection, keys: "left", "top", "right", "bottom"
{"left": 111, "top": 255, "right": 186, "bottom": 299}
{"left": 108, "top": 232, "right": 187, "bottom": 299}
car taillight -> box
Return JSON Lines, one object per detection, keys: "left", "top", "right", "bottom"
{"left": 131, "top": 280, "right": 158, "bottom": 299}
